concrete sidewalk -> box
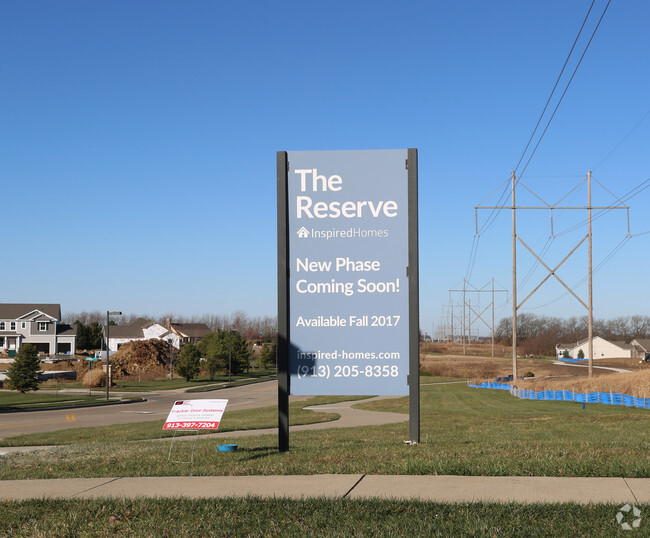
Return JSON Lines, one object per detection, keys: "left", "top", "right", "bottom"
{"left": 2, "top": 474, "right": 650, "bottom": 504}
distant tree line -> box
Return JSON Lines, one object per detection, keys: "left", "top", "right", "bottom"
{"left": 63, "top": 310, "right": 277, "bottom": 343}
{"left": 73, "top": 320, "right": 105, "bottom": 350}
{"left": 495, "top": 314, "right": 650, "bottom": 356}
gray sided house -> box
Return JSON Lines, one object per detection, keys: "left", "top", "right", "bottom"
{"left": 0, "top": 303, "right": 77, "bottom": 355}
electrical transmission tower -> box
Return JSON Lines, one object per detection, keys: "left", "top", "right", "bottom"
{"left": 476, "top": 171, "right": 629, "bottom": 378}
{"left": 447, "top": 279, "right": 508, "bottom": 357}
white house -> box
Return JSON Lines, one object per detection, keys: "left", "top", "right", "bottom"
{"left": 105, "top": 318, "right": 179, "bottom": 352}
{"left": 557, "top": 336, "right": 634, "bottom": 360}
{"left": 162, "top": 318, "right": 211, "bottom": 346}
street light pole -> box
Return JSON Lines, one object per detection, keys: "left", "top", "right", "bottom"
{"left": 106, "top": 311, "right": 122, "bottom": 400}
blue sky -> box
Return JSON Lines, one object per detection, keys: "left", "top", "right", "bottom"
{"left": 2, "top": 1, "right": 649, "bottom": 335}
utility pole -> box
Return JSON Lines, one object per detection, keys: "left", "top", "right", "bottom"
{"left": 476, "top": 171, "right": 628, "bottom": 378}
{"left": 462, "top": 279, "right": 467, "bottom": 355}
{"left": 448, "top": 280, "right": 507, "bottom": 357}
{"left": 587, "top": 170, "right": 594, "bottom": 377}
{"left": 450, "top": 299, "right": 454, "bottom": 344}
{"left": 492, "top": 278, "right": 496, "bottom": 357}
{"left": 511, "top": 171, "right": 518, "bottom": 380}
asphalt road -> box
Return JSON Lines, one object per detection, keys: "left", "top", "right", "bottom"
{"left": 0, "top": 380, "right": 295, "bottom": 440}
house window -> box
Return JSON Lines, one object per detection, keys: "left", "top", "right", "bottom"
{"left": 21, "top": 322, "right": 26, "bottom": 329}
{"left": 38, "top": 322, "right": 48, "bottom": 331}
{"left": 0, "top": 322, "right": 4, "bottom": 330}
{"left": 10, "top": 322, "right": 16, "bottom": 331}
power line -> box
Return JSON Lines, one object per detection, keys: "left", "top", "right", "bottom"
{"left": 513, "top": 0, "right": 598, "bottom": 175}
{"left": 553, "top": 177, "right": 649, "bottom": 237}
{"left": 593, "top": 110, "right": 650, "bottom": 170}
{"left": 470, "top": 1, "right": 613, "bottom": 270}
{"left": 517, "top": 0, "right": 613, "bottom": 178}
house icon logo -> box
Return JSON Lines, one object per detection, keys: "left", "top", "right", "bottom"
{"left": 297, "top": 227, "right": 310, "bottom": 239}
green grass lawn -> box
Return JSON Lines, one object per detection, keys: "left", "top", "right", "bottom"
{"left": 2, "top": 381, "right": 650, "bottom": 480}
{"left": 1, "top": 498, "right": 641, "bottom": 537}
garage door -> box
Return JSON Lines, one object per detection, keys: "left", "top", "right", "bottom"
{"left": 32, "top": 343, "right": 51, "bottom": 353}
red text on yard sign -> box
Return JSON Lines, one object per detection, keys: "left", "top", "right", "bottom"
{"left": 163, "top": 399, "right": 228, "bottom": 430}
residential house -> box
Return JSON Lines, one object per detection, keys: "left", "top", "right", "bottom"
{"left": 0, "top": 304, "right": 76, "bottom": 355}
{"left": 163, "top": 318, "right": 211, "bottom": 346}
{"left": 630, "top": 338, "right": 650, "bottom": 360}
{"left": 105, "top": 318, "right": 178, "bottom": 351}
{"left": 558, "top": 336, "right": 634, "bottom": 360}
{"left": 555, "top": 343, "right": 574, "bottom": 359}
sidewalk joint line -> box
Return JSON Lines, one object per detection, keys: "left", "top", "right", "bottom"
{"left": 622, "top": 477, "right": 640, "bottom": 505}
{"left": 343, "top": 474, "right": 366, "bottom": 498}
{"left": 67, "top": 477, "right": 124, "bottom": 499}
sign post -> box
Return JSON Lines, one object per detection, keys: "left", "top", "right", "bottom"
{"left": 85, "top": 357, "right": 99, "bottom": 396}
{"left": 277, "top": 149, "right": 419, "bottom": 451}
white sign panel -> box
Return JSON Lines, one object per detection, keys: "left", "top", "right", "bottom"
{"left": 286, "top": 149, "right": 411, "bottom": 395}
{"left": 163, "top": 399, "right": 228, "bottom": 430}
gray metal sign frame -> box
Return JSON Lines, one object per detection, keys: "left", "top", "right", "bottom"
{"left": 277, "top": 149, "right": 419, "bottom": 452}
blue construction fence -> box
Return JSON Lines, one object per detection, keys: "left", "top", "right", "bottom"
{"left": 469, "top": 382, "right": 650, "bottom": 409}
{"left": 557, "top": 357, "right": 589, "bottom": 364}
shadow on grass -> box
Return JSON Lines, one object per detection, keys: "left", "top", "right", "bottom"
{"left": 234, "top": 445, "right": 278, "bottom": 461}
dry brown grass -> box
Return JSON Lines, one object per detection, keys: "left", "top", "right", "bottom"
{"left": 421, "top": 351, "right": 650, "bottom": 397}
{"left": 421, "top": 353, "right": 577, "bottom": 382}
{"left": 515, "top": 366, "right": 650, "bottom": 397}
{"left": 421, "top": 354, "right": 505, "bottom": 380}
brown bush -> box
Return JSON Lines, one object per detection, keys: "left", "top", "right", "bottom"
{"left": 82, "top": 369, "right": 106, "bottom": 388}
{"left": 420, "top": 341, "right": 510, "bottom": 357}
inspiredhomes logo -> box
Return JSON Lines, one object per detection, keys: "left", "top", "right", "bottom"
{"left": 296, "top": 227, "right": 389, "bottom": 240}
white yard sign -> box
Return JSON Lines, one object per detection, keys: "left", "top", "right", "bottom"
{"left": 163, "top": 399, "right": 228, "bottom": 430}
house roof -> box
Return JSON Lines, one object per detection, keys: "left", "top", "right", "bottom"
{"left": 57, "top": 324, "right": 77, "bottom": 336}
{"left": 569, "top": 336, "right": 634, "bottom": 351}
{"left": 0, "top": 304, "right": 61, "bottom": 321}
{"left": 170, "top": 323, "right": 211, "bottom": 339}
{"left": 106, "top": 318, "right": 170, "bottom": 339}
{"left": 632, "top": 339, "right": 650, "bottom": 351}
{"left": 107, "top": 318, "right": 155, "bottom": 339}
